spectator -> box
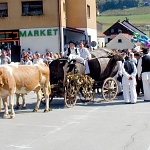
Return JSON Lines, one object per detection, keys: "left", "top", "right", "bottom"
{"left": 27, "top": 48, "right": 33, "bottom": 55}
{"left": 6, "top": 48, "right": 11, "bottom": 58}
{"left": 137, "top": 48, "right": 150, "bottom": 102}
{"left": 129, "top": 52, "right": 137, "bottom": 65}
{"left": 134, "top": 52, "right": 144, "bottom": 96}
{"left": 21, "top": 54, "right": 33, "bottom": 65}
{"left": 49, "top": 52, "right": 54, "bottom": 59}
{"left": 122, "top": 56, "right": 137, "bottom": 104}
{"left": 33, "top": 52, "right": 43, "bottom": 64}
{"left": 43, "top": 52, "right": 54, "bottom": 64}
{"left": 0, "top": 50, "right": 11, "bottom": 64}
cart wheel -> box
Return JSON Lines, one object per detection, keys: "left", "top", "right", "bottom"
{"left": 78, "top": 86, "right": 94, "bottom": 103}
{"left": 64, "top": 81, "right": 78, "bottom": 108}
{"left": 101, "top": 77, "right": 118, "bottom": 101}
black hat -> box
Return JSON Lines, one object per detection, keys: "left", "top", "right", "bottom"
{"left": 69, "top": 41, "right": 76, "bottom": 46}
{"left": 142, "top": 48, "right": 149, "bottom": 54}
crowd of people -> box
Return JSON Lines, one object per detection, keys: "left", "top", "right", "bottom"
{"left": 0, "top": 48, "right": 62, "bottom": 65}
{"left": 114, "top": 47, "right": 150, "bottom": 104}
{"left": 0, "top": 42, "right": 150, "bottom": 105}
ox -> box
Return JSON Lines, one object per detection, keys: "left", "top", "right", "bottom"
{"left": 0, "top": 63, "right": 51, "bottom": 118}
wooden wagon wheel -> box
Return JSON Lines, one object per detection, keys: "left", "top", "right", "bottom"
{"left": 101, "top": 77, "right": 118, "bottom": 101}
{"left": 64, "top": 78, "right": 78, "bottom": 108}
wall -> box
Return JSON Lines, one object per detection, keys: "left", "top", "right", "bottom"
{"left": 20, "top": 27, "right": 59, "bottom": 54}
{"left": 0, "top": 0, "right": 59, "bottom": 30}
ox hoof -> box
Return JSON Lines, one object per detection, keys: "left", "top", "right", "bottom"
{"left": 44, "top": 108, "right": 51, "bottom": 112}
{"left": 10, "top": 115, "right": 15, "bottom": 119}
{"left": 3, "top": 114, "right": 9, "bottom": 119}
{"left": 33, "top": 109, "right": 38, "bottom": 112}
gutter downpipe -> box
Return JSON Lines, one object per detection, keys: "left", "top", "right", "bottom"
{"left": 58, "top": 0, "right": 62, "bottom": 54}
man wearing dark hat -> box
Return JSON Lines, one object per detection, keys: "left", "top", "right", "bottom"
{"left": 137, "top": 47, "right": 150, "bottom": 102}
{"left": 63, "top": 41, "right": 80, "bottom": 59}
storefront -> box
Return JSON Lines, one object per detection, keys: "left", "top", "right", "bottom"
{"left": 20, "top": 27, "right": 60, "bottom": 54}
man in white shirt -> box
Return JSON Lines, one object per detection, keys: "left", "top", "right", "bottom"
{"left": 77, "top": 41, "right": 91, "bottom": 74}
{"left": 33, "top": 52, "right": 44, "bottom": 64}
{"left": 63, "top": 41, "right": 80, "bottom": 60}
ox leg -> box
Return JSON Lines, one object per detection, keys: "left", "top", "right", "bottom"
{"left": 33, "top": 88, "right": 42, "bottom": 112}
{"left": 2, "top": 97, "right": 9, "bottom": 118}
{"left": 15, "top": 94, "right": 20, "bottom": 109}
{"left": 9, "top": 95, "right": 15, "bottom": 119}
{"left": 21, "top": 94, "right": 26, "bottom": 109}
{"left": 43, "top": 86, "right": 51, "bottom": 112}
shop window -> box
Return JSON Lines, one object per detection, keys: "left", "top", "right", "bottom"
{"left": 87, "top": 5, "right": 90, "bottom": 18}
{"left": 0, "top": 3, "right": 8, "bottom": 17}
{"left": 22, "top": 1, "right": 43, "bottom": 16}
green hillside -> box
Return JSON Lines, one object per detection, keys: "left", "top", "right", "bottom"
{"left": 97, "top": 6, "right": 150, "bottom": 36}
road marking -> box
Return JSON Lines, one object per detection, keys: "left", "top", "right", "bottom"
{"left": 9, "top": 145, "right": 31, "bottom": 149}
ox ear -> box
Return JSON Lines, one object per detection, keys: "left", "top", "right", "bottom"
{"left": 0, "top": 71, "right": 2, "bottom": 75}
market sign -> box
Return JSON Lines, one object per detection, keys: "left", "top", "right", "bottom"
{"left": 20, "top": 28, "right": 58, "bottom": 37}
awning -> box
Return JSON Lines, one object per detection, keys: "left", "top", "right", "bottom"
{"left": 65, "top": 27, "right": 85, "bottom": 34}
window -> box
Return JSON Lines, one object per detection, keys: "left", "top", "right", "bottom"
{"left": 87, "top": 5, "right": 90, "bottom": 18}
{"left": 111, "top": 29, "right": 114, "bottom": 33}
{"left": 118, "top": 39, "right": 122, "bottom": 43}
{"left": 118, "top": 29, "right": 122, "bottom": 33}
{"left": 0, "top": 3, "right": 8, "bottom": 17}
{"left": 22, "top": 1, "right": 43, "bottom": 16}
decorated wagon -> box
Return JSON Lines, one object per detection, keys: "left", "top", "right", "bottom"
{"left": 41, "top": 48, "right": 123, "bottom": 108}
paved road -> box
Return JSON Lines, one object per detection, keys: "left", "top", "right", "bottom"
{"left": 0, "top": 92, "right": 150, "bottom": 150}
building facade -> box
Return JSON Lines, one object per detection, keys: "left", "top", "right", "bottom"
{"left": 0, "top": 0, "right": 97, "bottom": 55}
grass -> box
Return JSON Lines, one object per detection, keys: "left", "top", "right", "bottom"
{"left": 97, "top": 6, "right": 150, "bottom": 36}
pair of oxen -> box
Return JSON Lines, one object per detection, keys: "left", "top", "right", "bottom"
{"left": 0, "top": 51, "right": 123, "bottom": 119}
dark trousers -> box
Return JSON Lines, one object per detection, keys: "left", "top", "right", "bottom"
{"left": 136, "top": 75, "right": 144, "bottom": 95}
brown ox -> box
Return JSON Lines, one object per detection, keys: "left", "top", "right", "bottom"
{"left": 0, "top": 63, "right": 51, "bottom": 118}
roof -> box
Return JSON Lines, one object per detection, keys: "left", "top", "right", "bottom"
{"left": 103, "top": 19, "right": 146, "bottom": 36}
{"left": 122, "top": 20, "right": 146, "bottom": 35}
{"left": 103, "top": 20, "right": 133, "bottom": 35}
{"left": 65, "top": 27, "right": 85, "bottom": 34}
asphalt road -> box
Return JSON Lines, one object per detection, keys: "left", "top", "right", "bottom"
{"left": 0, "top": 92, "right": 150, "bottom": 150}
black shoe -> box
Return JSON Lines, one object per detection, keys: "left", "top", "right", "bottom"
{"left": 144, "top": 100, "right": 150, "bottom": 102}
{"left": 117, "top": 92, "right": 123, "bottom": 96}
{"left": 125, "top": 102, "right": 131, "bottom": 104}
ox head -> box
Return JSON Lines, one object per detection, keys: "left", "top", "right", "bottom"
{"left": 113, "top": 54, "right": 124, "bottom": 62}
{"left": 50, "top": 58, "right": 68, "bottom": 84}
